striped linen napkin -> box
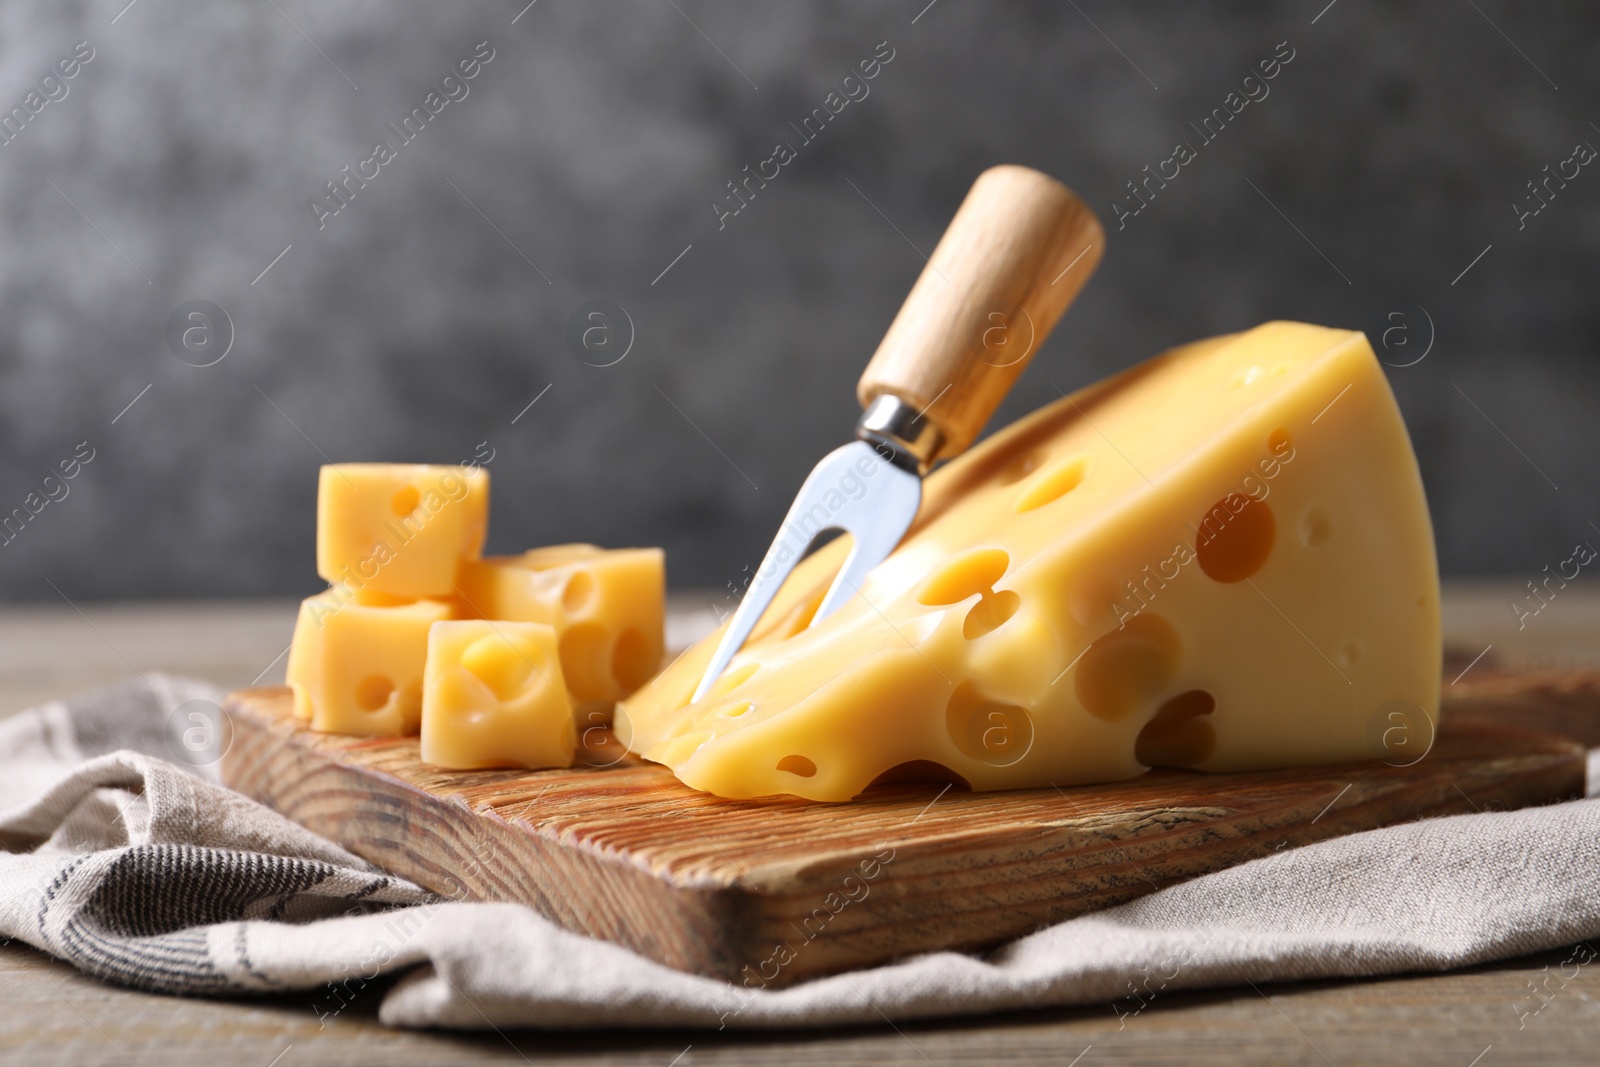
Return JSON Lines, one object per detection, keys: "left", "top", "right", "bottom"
{"left": 1, "top": 675, "right": 1597, "bottom": 1030}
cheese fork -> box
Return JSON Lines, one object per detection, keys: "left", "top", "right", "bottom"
{"left": 693, "top": 165, "right": 1104, "bottom": 702}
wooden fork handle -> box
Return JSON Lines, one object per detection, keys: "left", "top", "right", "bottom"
{"left": 856, "top": 165, "right": 1104, "bottom": 463}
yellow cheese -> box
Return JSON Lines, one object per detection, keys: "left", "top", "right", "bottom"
{"left": 316, "top": 463, "right": 489, "bottom": 599}
{"left": 457, "top": 545, "right": 665, "bottom": 707}
{"left": 286, "top": 588, "right": 456, "bottom": 735}
{"left": 616, "top": 322, "right": 1440, "bottom": 801}
{"left": 420, "top": 620, "right": 576, "bottom": 770}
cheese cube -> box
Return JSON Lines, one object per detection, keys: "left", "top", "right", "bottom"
{"left": 420, "top": 620, "right": 575, "bottom": 770}
{"left": 457, "top": 545, "right": 665, "bottom": 705}
{"left": 286, "top": 588, "right": 455, "bottom": 736}
{"left": 616, "top": 322, "right": 1441, "bottom": 801}
{"left": 316, "top": 464, "right": 489, "bottom": 599}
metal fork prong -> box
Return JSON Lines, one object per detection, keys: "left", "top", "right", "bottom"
{"left": 812, "top": 517, "right": 894, "bottom": 622}
{"left": 691, "top": 441, "right": 921, "bottom": 703}
{"left": 811, "top": 532, "right": 865, "bottom": 623}
{"left": 812, "top": 471, "right": 921, "bottom": 623}
{"left": 689, "top": 449, "right": 855, "bottom": 704}
{"left": 690, "top": 526, "right": 804, "bottom": 705}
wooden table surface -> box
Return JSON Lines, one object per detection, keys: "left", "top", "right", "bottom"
{"left": 2, "top": 582, "right": 1596, "bottom": 1066}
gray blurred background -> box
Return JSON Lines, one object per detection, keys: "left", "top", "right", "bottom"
{"left": 0, "top": 0, "right": 1594, "bottom": 601}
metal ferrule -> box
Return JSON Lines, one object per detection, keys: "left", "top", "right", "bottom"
{"left": 856, "top": 393, "right": 943, "bottom": 475}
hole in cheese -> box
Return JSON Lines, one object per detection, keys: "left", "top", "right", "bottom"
{"left": 777, "top": 754, "right": 817, "bottom": 777}
{"left": 708, "top": 662, "right": 760, "bottom": 699}
{"left": 1300, "top": 507, "right": 1331, "bottom": 547}
{"left": 429, "top": 670, "right": 480, "bottom": 721}
{"left": 946, "top": 682, "right": 1034, "bottom": 766}
{"left": 1195, "top": 494, "right": 1275, "bottom": 583}
{"left": 1075, "top": 614, "right": 1181, "bottom": 721}
{"left": 355, "top": 674, "right": 395, "bottom": 713}
{"left": 1135, "top": 688, "right": 1216, "bottom": 768}
{"left": 963, "top": 589, "right": 1020, "bottom": 639}
{"left": 611, "top": 627, "right": 657, "bottom": 693}
{"left": 918, "top": 548, "right": 1010, "bottom": 606}
{"left": 866, "top": 760, "right": 971, "bottom": 790}
{"left": 1015, "top": 454, "right": 1090, "bottom": 513}
{"left": 996, "top": 450, "right": 1046, "bottom": 486}
{"left": 561, "top": 571, "right": 595, "bottom": 614}
{"left": 460, "top": 631, "right": 543, "bottom": 701}
{"left": 390, "top": 485, "right": 421, "bottom": 517}
{"left": 558, "top": 622, "right": 611, "bottom": 702}
{"left": 718, "top": 700, "right": 753, "bottom": 719}
{"left": 773, "top": 592, "right": 823, "bottom": 638}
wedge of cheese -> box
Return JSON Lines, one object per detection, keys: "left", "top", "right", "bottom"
{"left": 317, "top": 463, "right": 489, "bottom": 599}
{"left": 457, "top": 545, "right": 665, "bottom": 708}
{"left": 287, "top": 588, "right": 457, "bottom": 735}
{"left": 420, "top": 620, "right": 575, "bottom": 770}
{"left": 616, "top": 322, "right": 1440, "bottom": 801}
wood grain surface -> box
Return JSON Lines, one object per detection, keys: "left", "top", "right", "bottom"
{"left": 1443, "top": 668, "right": 1600, "bottom": 747}
{"left": 221, "top": 682, "right": 1584, "bottom": 986}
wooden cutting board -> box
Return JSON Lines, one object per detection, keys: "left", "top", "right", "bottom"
{"left": 220, "top": 678, "right": 1587, "bottom": 987}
